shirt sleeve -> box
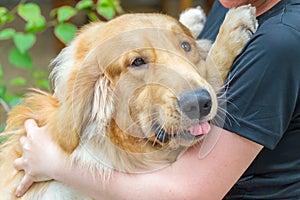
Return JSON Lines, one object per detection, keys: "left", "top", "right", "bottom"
{"left": 222, "top": 23, "right": 300, "bottom": 150}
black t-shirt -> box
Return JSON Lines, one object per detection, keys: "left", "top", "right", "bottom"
{"left": 199, "top": 0, "right": 300, "bottom": 199}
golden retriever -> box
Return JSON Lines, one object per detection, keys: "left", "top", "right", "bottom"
{"left": 0, "top": 5, "right": 257, "bottom": 199}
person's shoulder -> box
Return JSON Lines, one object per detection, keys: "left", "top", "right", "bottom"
{"left": 281, "top": 0, "right": 300, "bottom": 32}
{"left": 253, "top": 19, "right": 300, "bottom": 56}
{"left": 234, "top": 8, "right": 300, "bottom": 74}
{"left": 257, "top": 3, "right": 300, "bottom": 45}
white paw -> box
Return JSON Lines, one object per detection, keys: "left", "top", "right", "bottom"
{"left": 179, "top": 6, "right": 206, "bottom": 38}
{"left": 223, "top": 5, "right": 258, "bottom": 46}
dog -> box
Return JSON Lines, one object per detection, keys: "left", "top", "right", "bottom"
{"left": 0, "top": 5, "right": 257, "bottom": 199}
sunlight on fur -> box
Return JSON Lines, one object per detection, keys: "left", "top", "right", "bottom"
{"left": 0, "top": 5, "right": 257, "bottom": 199}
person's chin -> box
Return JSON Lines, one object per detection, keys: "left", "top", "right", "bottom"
{"left": 219, "top": 0, "right": 246, "bottom": 8}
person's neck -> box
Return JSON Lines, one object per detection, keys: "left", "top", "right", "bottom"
{"left": 252, "top": 0, "right": 281, "bottom": 16}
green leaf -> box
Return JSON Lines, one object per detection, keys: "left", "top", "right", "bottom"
{"left": 33, "top": 70, "right": 47, "bottom": 79}
{"left": 0, "top": 85, "right": 6, "bottom": 97}
{"left": 0, "top": 28, "right": 15, "bottom": 40}
{"left": 97, "top": 6, "right": 114, "bottom": 19}
{"left": 112, "top": 0, "right": 123, "bottom": 13}
{"left": 87, "top": 11, "right": 99, "bottom": 21}
{"left": 10, "top": 77, "right": 27, "bottom": 86}
{"left": 17, "top": 3, "right": 45, "bottom": 33}
{"left": 0, "top": 135, "right": 8, "bottom": 144}
{"left": 5, "top": 13, "right": 14, "bottom": 22}
{"left": 0, "top": 7, "right": 8, "bottom": 17}
{"left": 50, "top": 8, "right": 58, "bottom": 18}
{"left": 9, "top": 97, "right": 22, "bottom": 107}
{"left": 35, "top": 79, "right": 50, "bottom": 90}
{"left": 0, "top": 7, "right": 14, "bottom": 25}
{"left": 25, "top": 17, "right": 46, "bottom": 33}
{"left": 0, "top": 63, "right": 3, "bottom": 78}
{"left": 13, "top": 33, "right": 36, "bottom": 53}
{"left": 18, "top": 3, "right": 42, "bottom": 22}
{"left": 8, "top": 48, "right": 33, "bottom": 69}
{"left": 97, "top": 0, "right": 115, "bottom": 19}
{"left": 57, "top": 6, "right": 77, "bottom": 23}
{"left": 33, "top": 70, "right": 50, "bottom": 90}
{"left": 0, "top": 14, "right": 14, "bottom": 25}
{"left": 54, "top": 23, "right": 77, "bottom": 44}
{"left": 76, "top": 0, "right": 94, "bottom": 10}
{"left": 3, "top": 93, "right": 23, "bottom": 105}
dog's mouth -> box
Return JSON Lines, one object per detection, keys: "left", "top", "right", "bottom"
{"left": 152, "top": 122, "right": 211, "bottom": 144}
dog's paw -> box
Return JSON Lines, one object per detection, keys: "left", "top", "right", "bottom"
{"left": 179, "top": 6, "right": 206, "bottom": 38}
{"left": 218, "top": 5, "right": 258, "bottom": 55}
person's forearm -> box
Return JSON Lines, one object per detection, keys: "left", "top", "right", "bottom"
{"left": 111, "top": 165, "right": 200, "bottom": 200}
{"left": 51, "top": 126, "right": 262, "bottom": 200}
{"left": 52, "top": 155, "right": 189, "bottom": 200}
{"left": 51, "top": 148, "right": 216, "bottom": 200}
{"left": 109, "top": 147, "right": 227, "bottom": 200}
{"left": 52, "top": 156, "right": 114, "bottom": 199}
{"left": 17, "top": 120, "right": 255, "bottom": 199}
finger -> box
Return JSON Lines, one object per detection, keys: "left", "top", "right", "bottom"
{"left": 15, "top": 174, "right": 34, "bottom": 197}
{"left": 19, "top": 136, "right": 26, "bottom": 145}
{"left": 19, "top": 136, "right": 31, "bottom": 151}
{"left": 13, "top": 157, "right": 25, "bottom": 171}
{"left": 24, "top": 119, "right": 38, "bottom": 134}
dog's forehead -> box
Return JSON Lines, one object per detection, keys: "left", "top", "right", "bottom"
{"left": 72, "top": 13, "right": 195, "bottom": 74}
{"left": 104, "top": 14, "right": 193, "bottom": 52}
{"left": 109, "top": 13, "right": 181, "bottom": 30}
{"left": 106, "top": 13, "right": 191, "bottom": 36}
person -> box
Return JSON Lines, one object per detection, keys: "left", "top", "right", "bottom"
{"left": 13, "top": 0, "right": 300, "bottom": 199}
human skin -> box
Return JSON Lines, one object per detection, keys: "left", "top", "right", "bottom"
{"left": 14, "top": 0, "right": 280, "bottom": 199}
{"left": 14, "top": 120, "right": 262, "bottom": 199}
{"left": 219, "top": 0, "right": 280, "bottom": 16}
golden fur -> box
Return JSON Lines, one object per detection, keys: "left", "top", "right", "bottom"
{"left": 0, "top": 6, "right": 257, "bottom": 199}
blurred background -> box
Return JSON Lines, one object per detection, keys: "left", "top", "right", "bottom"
{"left": 0, "top": 0, "right": 215, "bottom": 128}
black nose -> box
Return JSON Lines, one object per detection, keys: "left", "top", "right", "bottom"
{"left": 178, "top": 89, "right": 212, "bottom": 120}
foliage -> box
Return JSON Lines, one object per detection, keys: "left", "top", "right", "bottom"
{"left": 0, "top": 0, "right": 122, "bottom": 135}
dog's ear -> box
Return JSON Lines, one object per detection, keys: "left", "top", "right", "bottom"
{"left": 54, "top": 60, "right": 114, "bottom": 153}
{"left": 50, "top": 22, "right": 114, "bottom": 153}
{"left": 87, "top": 73, "right": 114, "bottom": 139}
{"left": 61, "top": 55, "right": 115, "bottom": 147}
{"left": 49, "top": 22, "right": 106, "bottom": 101}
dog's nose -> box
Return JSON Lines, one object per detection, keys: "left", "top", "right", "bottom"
{"left": 178, "top": 89, "right": 212, "bottom": 120}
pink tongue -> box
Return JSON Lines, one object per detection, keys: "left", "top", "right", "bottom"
{"left": 188, "top": 122, "right": 211, "bottom": 136}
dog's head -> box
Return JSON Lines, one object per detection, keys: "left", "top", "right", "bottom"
{"left": 51, "top": 13, "right": 218, "bottom": 155}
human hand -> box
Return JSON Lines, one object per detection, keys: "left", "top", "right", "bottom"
{"left": 13, "top": 119, "right": 68, "bottom": 197}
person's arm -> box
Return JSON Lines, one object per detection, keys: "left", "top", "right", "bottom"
{"left": 14, "top": 119, "right": 262, "bottom": 199}
{"left": 111, "top": 127, "right": 262, "bottom": 200}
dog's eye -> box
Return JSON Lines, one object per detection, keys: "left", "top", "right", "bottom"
{"left": 181, "top": 41, "right": 191, "bottom": 52}
{"left": 131, "top": 57, "right": 146, "bottom": 67}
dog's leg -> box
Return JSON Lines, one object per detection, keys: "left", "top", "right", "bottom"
{"left": 206, "top": 5, "right": 258, "bottom": 90}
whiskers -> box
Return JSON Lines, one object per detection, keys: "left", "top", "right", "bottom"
{"left": 117, "top": 111, "right": 164, "bottom": 147}
{"left": 123, "top": 111, "right": 179, "bottom": 147}
{"left": 212, "top": 74, "right": 239, "bottom": 128}
{"left": 150, "top": 120, "right": 166, "bottom": 146}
